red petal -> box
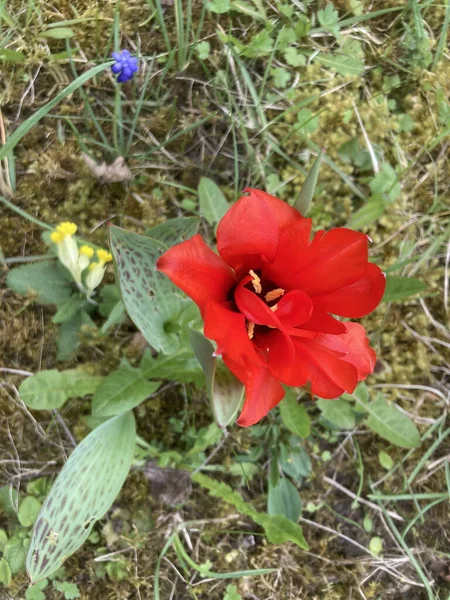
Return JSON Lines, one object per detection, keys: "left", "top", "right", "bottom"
{"left": 276, "top": 290, "right": 313, "bottom": 327}
{"left": 217, "top": 189, "right": 303, "bottom": 274}
{"left": 203, "top": 299, "right": 260, "bottom": 364}
{"left": 315, "top": 322, "right": 376, "bottom": 380}
{"left": 297, "top": 228, "right": 369, "bottom": 295}
{"left": 300, "top": 306, "right": 348, "bottom": 335}
{"left": 223, "top": 355, "right": 285, "bottom": 427}
{"left": 263, "top": 218, "right": 312, "bottom": 289}
{"left": 268, "top": 331, "right": 358, "bottom": 398}
{"left": 156, "top": 234, "right": 236, "bottom": 311}
{"left": 314, "top": 263, "right": 386, "bottom": 318}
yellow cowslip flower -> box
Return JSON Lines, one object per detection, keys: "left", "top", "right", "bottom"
{"left": 96, "top": 249, "right": 112, "bottom": 263}
{"left": 78, "top": 245, "right": 94, "bottom": 272}
{"left": 57, "top": 222, "right": 77, "bottom": 236}
{"left": 51, "top": 222, "right": 80, "bottom": 283}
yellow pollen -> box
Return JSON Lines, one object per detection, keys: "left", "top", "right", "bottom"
{"left": 249, "top": 270, "right": 262, "bottom": 294}
{"left": 80, "top": 245, "right": 94, "bottom": 258}
{"left": 96, "top": 249, "right": 113, "bottom": 263}
{"left": 247, "top": 321, "right": 255, "bottom": 339}
{"left": 50, "top": 231, "right": 63, "bottom": 244}
{"left": 270, "top": 304, "right": 278, "bottom": 312}
{"left": 265, "top": 288, "right": 284, "bottom": 302}
{"left": 57, "top": 222, "right": 77, "bottom": 236}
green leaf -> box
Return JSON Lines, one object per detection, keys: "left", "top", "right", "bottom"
{"left": 18, "top": 496, "right": 42, "bottom": 527}
{"left": 379, "top": 450, "right": 394, "bottom": 470}
{"left": 347, "top": 198, "right": 385, "bottom": 229}
{"left": 224, "top": 584, "right": 243, "bottom": 600}
{"left": 272, "top": 67, "right": 291, "bottom": 89}
{"left": 369, "top": 536, "right": 383, "bottom": 556}
{"left": 53, "top": 580, "right": 80, "bottom": 599}
{"left": 19, "top": 369, "right": 103, "bottom": 410}
{"left": 140, "top": 348, "right": 204, "bottom": 385}
{"left": 0, "top": 529, "right": 7, "bottom": 552}
{"left": 53, "top": 294, "right": 85, "bottom": 324}
{"left": 268, "top": 478, "right": 302, "bottom": 522}
{"left": 7, "top": 262, "right": 72, "bottom": 305}
{"left": 296, "top": 108, "right": 319, "bottom": 134}
{"left": 57, "top": 311, "right": 96, "bottom": 361}
{"left": 196, "top": 41, "right": 210, "bottom": 59}
{"left": 207, "top": 0, "right": 231, "bottom": 13}
{"left": 279, "top": 392, "right": 311, "bottom": 438}
{"left": 365, "top": 393, "right": 421, "bottom": 449}
{"left": 231, "top": 0, "right": 266, "bottom": 21}
{"left": 198, "top": 177, "right": 229, "bottom": 226}
{"left": 317, "top": 398, "right": 356, "bottom": 429}
{"left": 279, "top": 445, "right": 311, "bottom": 484}
{"left": 294, "top": 149, "right": 324, "bottom": 216}
{"left": 192, "top": 473, "right": 308, "bottom": 550}
{"left": 189, "top": 329, "right": 244, "bottom": 427}
{"left": 27, "top": 412, "right": 136, "bottom": 583}
{"left": 4, "top": 537, "right": 27, "bottom": 574}
{"left": 91, "top": 365, "right": 159, "bottom": 417}
{"left": 26, "top": 580, "right": 48, "bottom": 600}
{"left": 110, "top": 226, "right": 189, "bottom": 354}
{"left": 0, "top": 558, "right": 12, "bottom": 587}
{"left": 38, "top": 27, "right": 75, "bottom": 39}
{"left": 383, "top": 275, "right": 427, "bottom": 302}
{"left": 0, "top": 48, "right": 26, "bottom": 63}
{"left": 284, "top": 47, "right": 306, "bottom": 67}
{"left": 317, "top": 3, "right": 340, "bottom": 36}
{"left": 144, "top": 216, "right": 199, "bottom": 246}
{"left": 316, "top": 53, "right": 365, "bottom": 76}
{"left": 100, "top": 300, "right": 126, "bottom": 335}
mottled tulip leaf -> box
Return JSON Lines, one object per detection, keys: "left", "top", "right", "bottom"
{"left": 294, "top": 149, "right": 324, "bottom": 216}
{"left": 198, "top": 177, "right": 229, "bottom": 226}
{"left": 189, "top": 329, "right": 244, "bottom": 427}
{"left": 145, "top": 217, "right": 199, "bottom": 246}
{"left": 110, "top": 226, "right": 189, "bottom": 354}
{"left": 27, "top": 412, "right": 136, "bottom": 583}
{"left": 19, "top": 369, "right": 103, "bottom": 410}
{"left": 92, "top": 364, "right": 160, "bottom": 417}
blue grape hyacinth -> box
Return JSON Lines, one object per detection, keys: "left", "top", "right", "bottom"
{"left": 111, "top": 50, "right": 138, "bottom": 83}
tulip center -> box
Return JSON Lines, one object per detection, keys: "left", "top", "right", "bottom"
{"left": 239, "top": 270, "right": 285, "bottom": 339}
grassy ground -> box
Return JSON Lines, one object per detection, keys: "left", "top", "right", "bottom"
{"left": 1, "top": 0, "right": 450, "bottom": 599}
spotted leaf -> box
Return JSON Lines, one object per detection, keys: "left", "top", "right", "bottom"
{"left": 26, "top": 412, "right": 136, "bottom": 583}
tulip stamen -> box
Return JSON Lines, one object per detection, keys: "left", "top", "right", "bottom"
{"left": 247, "top": 321, "right": 255, "bottom": 339}
{"left": 249, "top": 270, "right": 262, "bottom": 294}
{"left": 265, "top": 288, "right": 284, "bottom": 302}
{"left": 269, "top": 304, "right": 278, "bottom": 312}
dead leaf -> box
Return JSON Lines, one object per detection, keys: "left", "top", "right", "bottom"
{"left": 82, "top": 153, "right": 133, "bottom": 184}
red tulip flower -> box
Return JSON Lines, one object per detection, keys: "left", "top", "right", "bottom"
{"left": 157, "top": 189, "right": 386, "bottom": 427}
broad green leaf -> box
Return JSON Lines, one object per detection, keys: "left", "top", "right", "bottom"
{"left": 379, "top": 450, "right": 394, "bottom": 470}
{"left": 279, "top": 444, "right": 311, "bottom": 484}
{"left": 279, "top": 391, "right": 311, "bottom": 438}
{"left": 189, "top": 329, "right": 244, "bottom": 427}
{"left": 0, "top": 558, "right": 12, "bottom": 587}
{"left": 19, "top": 369, "right": 103, "bottom": 410}
{"left": 145, "top": 216, "right": 199, "bottom": 245}
{"left": 317, "top": 398, "right": 356, "bottom": 429}
{"left": 57, "top": 311, "right": 96, "bottom": 361}
{"left": 92, "top": 365, "right": 159, "bottom": 417}
{"left": 207, "top": 0, "right": 231, "bottom": 14}
{"left": 26, "top": 580, "right": 49, "bottom": 600}
{"left": 110, "top": 226, "right": 189, "bottom": 354}
{"left": 316, "top": 53, "right": 365, "bottom": 76}
{"left": 365, "top": 394, "right": 421, "bottom": 449}
{"left": 268, "top": 478, "right": 302, "bottom": 523}
{"left": 100, "top": 300, "right": 126, "bottom": 334}
{"left": 38, "top": 27, "right": 74, "bottom": 39}
{"left": 140, "top": 348, "right": 204, "bottom": 385}
{"left": 0, "top": 529, "right": 7, "bottom": 552}
{"left": 383, "top": 275, "right": 427, "bottom": 302}
{"left": 4, "top": 537, "right": 27, "bottom": 574}
{"left": 347, "top": 199, "right": 385, "bottom": 229}
{"left": 198, "top": 177, "right": 229, "bottom": 226}
{"left": 192, "top": 473, "right": 308, "bottom": 549}
{"left": 294, "top": 149, "right": 324, "bottom": 216}
{"left": 224, "top": 584, "right": 243, "bottom": 600}
{"left": 53, "top": 580, "right": 80, "bottom": 599}
{"left": 0, "top": 48, "right": 26, "bottom": 63}
{"left": 18, "top": 496, "right": 42, "bottom": 527}
{"left": 53, "top": 294, "right": 85, "bottom": 324}
{"left": 7, "top": 262, "right": 72, "bottom": 305}
{"left": 27, "top": 412, "right": 136, "bottom": 583}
